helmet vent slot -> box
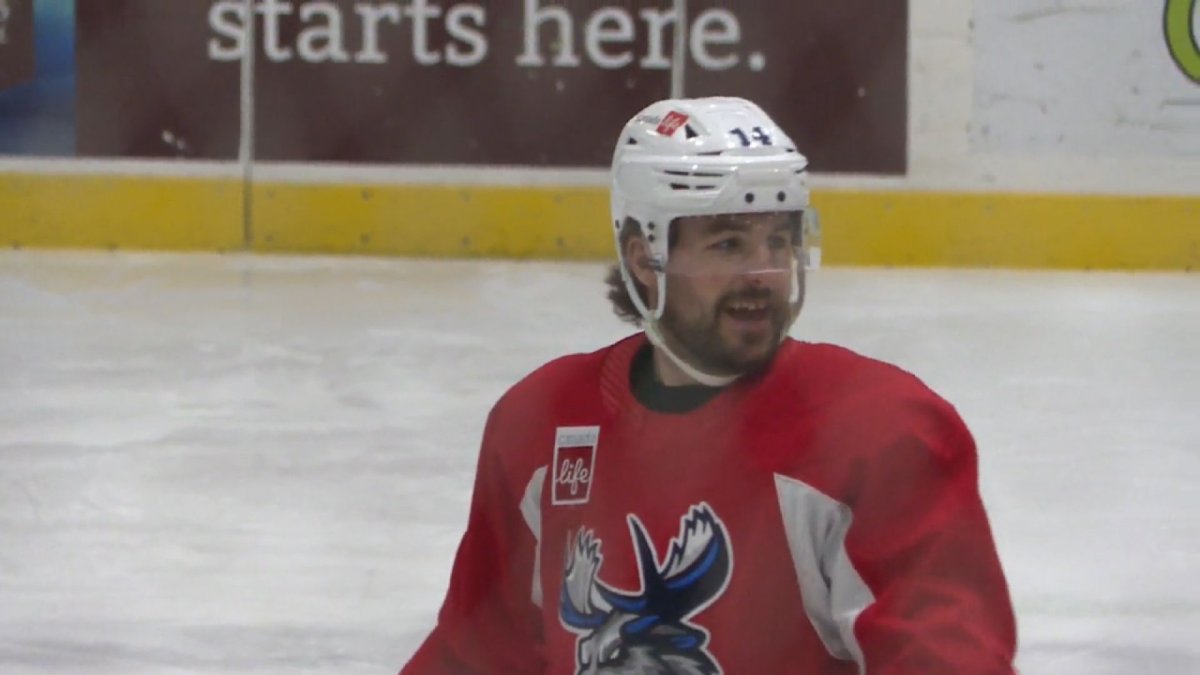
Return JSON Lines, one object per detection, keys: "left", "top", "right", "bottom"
{"left": 663, "top": 169, "right": 725, "bottom": 178}
{"left": 661, "top": 168, "right": 725, "bottom": 192}
{"left": 668, "top": 183, "right": 719, "bottom": 192}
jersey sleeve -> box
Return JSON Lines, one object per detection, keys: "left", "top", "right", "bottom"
{"left": 399, "top": 400, "right": 546, "bottom": 675}
{"left": 845, "top": 395, "right": 1018, "bottom": 674}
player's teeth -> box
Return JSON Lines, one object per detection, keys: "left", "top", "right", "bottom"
{"left": 729, "top": 301, "right": 768, "bottom": 311}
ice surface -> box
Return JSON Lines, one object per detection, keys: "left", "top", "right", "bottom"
{"left": 1, "top": 251, "right": 1196, "bottom": 673}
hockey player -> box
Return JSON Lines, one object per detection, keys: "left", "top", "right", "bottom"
{"left": 400, "top": 97, "right": 1017, "bottom": 674}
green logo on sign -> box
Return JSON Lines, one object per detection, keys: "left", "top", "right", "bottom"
{"left": 1166, "top": 0, "right": 1200, "bottom": 83}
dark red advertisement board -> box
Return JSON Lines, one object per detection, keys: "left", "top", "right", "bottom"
{"left": 76, "top": 0, "right": 907, "bottom": 173}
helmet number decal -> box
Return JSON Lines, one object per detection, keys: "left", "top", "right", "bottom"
{"left": 730, "top": 126, "right": 773, "bottom": 147}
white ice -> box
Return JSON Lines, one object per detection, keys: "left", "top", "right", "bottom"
{"left": 0, "top": 250, "right": 1197, "bottom": 674}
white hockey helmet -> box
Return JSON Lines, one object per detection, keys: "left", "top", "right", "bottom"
{"left": 612, "top": 96, "right": 817, "bottom": 318}
{"left": 610, "top": 97, "right": 819, "bottom": 385}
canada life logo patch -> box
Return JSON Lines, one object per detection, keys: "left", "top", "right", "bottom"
{"left": 552, "top": 426, "right": 599, "bottom": 506}
{"left": 656, "top": 111, "right": 690, "bottom": 137}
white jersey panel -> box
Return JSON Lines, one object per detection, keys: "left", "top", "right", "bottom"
{"left": 520, "top": 466, "right": 548, "bottom": 609}
{"left": 775, "top": 473, "right": 876, "bottom": 672}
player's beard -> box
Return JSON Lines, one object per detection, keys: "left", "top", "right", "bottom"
{"left": 660, "top": 285, "right": 790, "bottom": 379}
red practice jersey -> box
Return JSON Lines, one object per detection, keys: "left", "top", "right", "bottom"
{"left": 401, "top": 335, "right": 1017, "bottom": 674}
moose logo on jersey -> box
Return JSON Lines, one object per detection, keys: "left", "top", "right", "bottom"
{"left": 559, "top": 503, "right": 732, "bottom": 674}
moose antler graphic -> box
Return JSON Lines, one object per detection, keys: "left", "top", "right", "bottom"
{"left": 560, "top": 504, "right": 731, "bottom": 674}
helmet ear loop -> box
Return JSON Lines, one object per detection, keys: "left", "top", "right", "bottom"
{"left": 789, "top": 251, "right": 801, "bottom": 304}
{"left": 618, "top": 259, "right": 652, "bottom": 321}
{"left": 652, "top": 266, "right": 667, "bottom": 321}
{"left": 617, "top": 248, "right": 669, "bottom": 323}
{"left": 777, "top": 248, "right": 805, "bottom": 342}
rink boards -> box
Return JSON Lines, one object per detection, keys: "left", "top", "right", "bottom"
{"left": 1, "top": 167, "right": 1196, "bottom": 270}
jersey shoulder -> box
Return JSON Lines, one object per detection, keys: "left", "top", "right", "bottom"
{"left": 493, "top": 336, "right": 629, "bottom": 417}
{"left": 773, "top": 341, "right": 974, "bottom": 463}
{"left": 480, "top": 336, "right": 636, "bottom": 470}
{"left": 778, "top": 340, "right": 941, "bottom": 406}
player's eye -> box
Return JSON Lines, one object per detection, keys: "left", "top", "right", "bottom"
{"left": 710, "top": 238, "right": 741, "bottom": 252}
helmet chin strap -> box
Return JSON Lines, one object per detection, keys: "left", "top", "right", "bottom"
{"left": 623, "top": 257, "right": 803, "bottom": 389}
{"left": 643, "top": 317, "right": 741, "bottom": 388}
